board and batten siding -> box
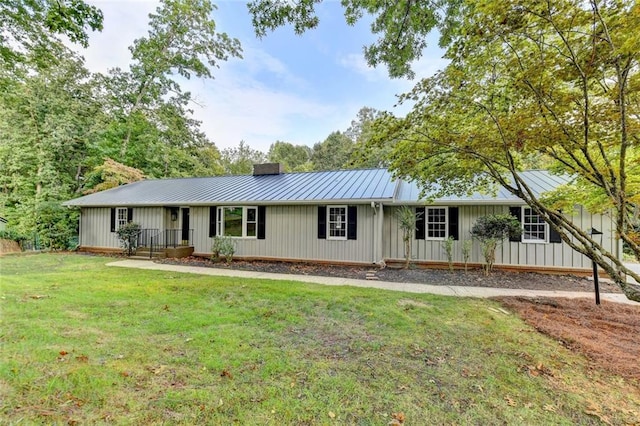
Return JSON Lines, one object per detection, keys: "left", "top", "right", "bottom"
{"left": 191, "top": 205, "right": 378, "bottom": 264}
{"left": 79, "top": 207, "right": 165, "bottom": 248}
{"left": 383, "top": 205, "right": 617, "bottom": 270}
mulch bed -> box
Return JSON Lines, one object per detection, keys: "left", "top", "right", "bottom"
{"left": 158, "top": 256, "right": 622, "bottom": 293}
{"left": 495, "top": 296, "right": 640, "bottom": 381}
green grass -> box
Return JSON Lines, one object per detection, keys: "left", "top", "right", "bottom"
{"left": 1, "top": 253, "right": 638, "bottom": 424}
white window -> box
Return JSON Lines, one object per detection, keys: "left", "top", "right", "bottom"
{"left": 522, "top": 207, "right": 547, "bottom": 243}
{"left": 116, "top": 207, "right": 128, "bottom": 231}
{"left": 328, "top": 206, "right": 347, "bottom": 240}
{"left": 426, "top": 207, "right": 447, "bottom": 239}
{"left": 216, "top": 206, "right": 258, "bottom": 238}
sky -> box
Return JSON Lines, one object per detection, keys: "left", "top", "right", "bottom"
{"left": 78, "top": 0, "right": 448, "bottom": 153}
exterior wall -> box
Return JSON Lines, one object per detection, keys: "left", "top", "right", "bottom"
{"left": 383, "top": 205, "right": 617, "bottom": 270}
{"left": 79, "top": 207, "right": 165, "bottom": 248}
{"left": 191, "top": 204, "right": 378, "bottom": 264}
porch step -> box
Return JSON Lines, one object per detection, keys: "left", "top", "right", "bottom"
{"left": 134, "top": 248, "right": 166, "bottom": 259}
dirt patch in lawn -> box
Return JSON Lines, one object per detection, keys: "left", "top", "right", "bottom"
{"left": 159, "top": 256, "right": 622, "bottom": 293}
{"left": 0, "top": 239, "right": 21, "bottom": 255}
{"left": 495, "top": 297, "right": 640, "bottom": 381}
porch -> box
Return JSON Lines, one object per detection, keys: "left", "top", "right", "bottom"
{"left": 134, "top": 228, "right": 194, "bottom": 259}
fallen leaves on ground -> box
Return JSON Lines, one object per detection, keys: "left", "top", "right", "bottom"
{"left": 494, "top": 297, "right": 640, "bottom": 380}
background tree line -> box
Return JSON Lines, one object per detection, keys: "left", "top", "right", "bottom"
{"left": 0, "top": 0, "right": 382, "bottom": 249}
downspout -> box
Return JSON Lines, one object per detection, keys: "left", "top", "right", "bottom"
{"left": 371, "top": 202, "right": 377, "bottom": 264}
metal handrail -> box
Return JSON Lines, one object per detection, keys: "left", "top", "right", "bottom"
{"left": 149, "top": 229, "right": 193, "bottom": 258}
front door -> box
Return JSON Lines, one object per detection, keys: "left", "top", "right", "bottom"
{"left": 181, "top": 208, "right": 190, "bottom": 243}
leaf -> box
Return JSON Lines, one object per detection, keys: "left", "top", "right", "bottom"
{"left": 220, "top": 369, "right": 233, "bottom": 379}
{"left": 505, "top": 396, "right": 517, "bottom": 407}
{"left": 328, "top": 411, "right": 336, "bottom": 419}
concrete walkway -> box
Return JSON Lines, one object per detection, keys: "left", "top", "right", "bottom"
{"left": 107, "top": 259, "right": 639, "bottom": 305}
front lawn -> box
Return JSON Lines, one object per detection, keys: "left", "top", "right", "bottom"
{"left": 1, "top": 253, "right": 638, "bottom": 424}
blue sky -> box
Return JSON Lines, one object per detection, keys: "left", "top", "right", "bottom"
{"left": 79, "top": 1, "right": 447, "bottom": 152}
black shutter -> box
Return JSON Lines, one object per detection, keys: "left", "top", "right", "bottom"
{"left": 415, "top": 207, "right": 425, "bottom": 240}
{"left": 347, "top": 206, "right": 357, "bottom": 240}
{"left": 110, "top": 208, "right": 116, "bottom": 232}
{"left": 448, "top": 207, "right": 459, "bottom": 240}
{"left": 549, "top": 221, "right": 562, "bottom": 243}
{"left": 257, "top": 206, "right": 266, "bottom": 240}
{"left": 509, "top": 206, "right": 522, "bottom": 242}
{"left": 318, "top": 206, "right": 326, "bottom": 239}
{"left": 127, "top": 208, "right": 133, "bottom": 222}
{"left": 209, "top": 206, "right": 217, "bottom": 237}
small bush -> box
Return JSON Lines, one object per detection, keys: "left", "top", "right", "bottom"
{"left": 212, "top": 235, "right": 235, "bottom": 264}
{"left": 471, "top": 214, "right": 521, "bottom": 275}
{"left": 0, "top": 229, "right": 27, "bottom": 244}
{"left": 441, "top": 236, "right": 455, "bottom": 272}
{"left": 116, "top": 222, "right": 141, "bottom": 256}
{"left": 461, "top": 240, "right": 473, "bottom": 273}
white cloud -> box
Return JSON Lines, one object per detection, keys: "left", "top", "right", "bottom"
{"left": 337, "top": 53, "right": 388, "bottom": 82}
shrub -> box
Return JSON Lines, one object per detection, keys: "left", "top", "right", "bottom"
{"left": 461, "top": 239, "right": 473, "bottom": 273}
{"left": 212, "top": 235, "right": 235, "bottom": 264}
{"left": 471, "top": 214, "right": 521, "bottom": 275}
{"left": 396, "top": 206, "right": 420, "bottom": 269}
{"left": 116, "top": 222, "right": 141, "bottom": 256}
{"left": 441, "top": 236, "right": 455, "bottom": 272}
{"left": 0, "top": 229, "right": 27, "bottom": 244}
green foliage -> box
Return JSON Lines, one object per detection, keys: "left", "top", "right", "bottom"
{"left": 0, "top": 0, "right": 103, "bottom": 69}
{"left": 375, "top": 0, "right": 640, "bottom": 299}
{"left": 220, "top": 141, "right": 266, "bottom": 175}
{"left": 247, "top": 0, "right": 462, "bottom": 78}
{"left": 441, "top": 236, "right": 455, "bottom": 272}
{"left": 0, "top": 0, "right": 235, "bottom": 245}
{"left": 211, "top": 235, "right": 235, "bottom": 263}
{"left": 396, "top": 206, "right": 419, "bottom": 268}
{"left": 471, "top": 215, "right": 521, "bottom": 275}
{"left": 82, "top": 159, "right": 145, "bottom": 194}
{"left": 115, "top": 222, "right": 141, "bottom": 256}
{"left": 461, "top": 239, "right": 472, "bottom": 273}
{"left": 346, "top": 106, "right": 392, "bottom": 168}
{"left": 0, "top": 229, "right": 27, "bottom": 244}
{"left": 35, "top": 201, "right": 78, "bottom": 250}
{"left": 267, "top": 141, "right": 312, "bottom": 172}
{"left": 311, "top": 131, "right": 354, "bottom": 171}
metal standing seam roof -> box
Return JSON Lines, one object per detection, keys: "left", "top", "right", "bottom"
{"left": 62, "top": 168, "right": 398, "bottom": 207}
{"left": 62, "top": 168, "right": 569, "bottom": 207}
{"left": 394, "top": 170, "right": 571, "bottom": 204}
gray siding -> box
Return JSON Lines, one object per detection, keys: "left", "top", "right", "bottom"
{"left": 79, "top": 207, "right": 165, "bottom": 248}
{"left": 383, "top": 205, "right": 617, "bottom": 269}
{"left": 191, "top": 205, "right": 378, "bottom": 264}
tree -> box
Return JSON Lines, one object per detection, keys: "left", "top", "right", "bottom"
{"left": 0, "top": 51, "right": 103, "bottom": 240}
{"left": 82, "top": 159, "right": 145, "bottom": 194}
{"left": 103, "top": 0, "right": 241, "bottom": 161}
{"left": 372, "top": 0, "right": 640, "bottom": 300}
{"left": 0, "top": 0, "right": 103, "bottom": 70}
{"left": 247, "top": 0, "right": 462, "bottom": 79}
{"left": 311, "top": 131, "right": 354, "bottom": 171}
{"left": 267, "top": 141, "right": 312, "bottom": 172}
{"left": 345, "top": 106, "right": 391, "bottom": 168}
{"left": 396, "top": 206, "right": 420, "bottom": 269}
{"left": 220, "top": 141, "right": 267, "bottom": 175}
{"left": 470, "top": 214, "right": 521, "bottom": 276}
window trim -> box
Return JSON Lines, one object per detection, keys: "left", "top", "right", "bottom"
{"left": 327, "top": 205, "right": 348, "bottom": 241}
{"left": 216, "top": 206, "right": 258, "bottom": 239}
{"left": 521, "top": 206, "right": 548, "bottom": 244}
{"left": 425, "top": 206, "right": 448, "bottom": 241}
{"left": 115, "top": 207, "right": 128, "bottom": 231}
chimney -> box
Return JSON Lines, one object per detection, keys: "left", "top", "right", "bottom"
{"left": 253, "top": 163, "right": 284, "bottom": 176}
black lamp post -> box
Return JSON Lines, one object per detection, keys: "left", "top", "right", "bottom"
{"left": 588, "top": 227, "right": 603, "bottom": 305}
